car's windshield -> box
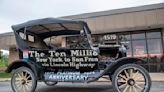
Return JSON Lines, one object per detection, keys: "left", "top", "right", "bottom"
{"left": 66, "top": 35, "right": 90, "bottom": 49}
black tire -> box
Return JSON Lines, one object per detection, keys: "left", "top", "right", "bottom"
{"left": 112, "top": 64, "right": 151, "bottom": 92}
{"left": 11, "top": 67, "right": 37, "bottom": 92}
{"left": 44, "top": 81, "right": 58, "bottom": 86}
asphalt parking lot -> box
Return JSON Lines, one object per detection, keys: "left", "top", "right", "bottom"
{"left": 0, "top": 81, "right": 164, "bottom": 92}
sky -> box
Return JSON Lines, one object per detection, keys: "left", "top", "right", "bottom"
{"left": 0, "top": 0, "right": 164, "bottom": 34}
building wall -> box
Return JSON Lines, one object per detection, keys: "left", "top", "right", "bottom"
{"left": 0, "top": 33, "right": 16, "bottom": 50}
{"left": 8, "top": 48, "right": 19, "bottom": 64}
{"left": 83, "top": 8, "right": 164, "bottom": 34}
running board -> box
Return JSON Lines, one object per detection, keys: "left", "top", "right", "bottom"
{"left": 44, "top": 71, "right": 103, "bottom": 82}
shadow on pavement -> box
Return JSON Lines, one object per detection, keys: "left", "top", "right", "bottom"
{"left": 36, "top": 82, "right": 113, "bottom": 92}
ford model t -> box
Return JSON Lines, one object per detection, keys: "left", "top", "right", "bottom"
{"left": 6, "top": 18, "right": 151, "bottom": 92}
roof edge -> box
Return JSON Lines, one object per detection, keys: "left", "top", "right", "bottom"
{"left": 61, "top": 3, "right": 164, "bottom": 19}
{"left": 0, "top": 32, "right": 14, "bottom": 37}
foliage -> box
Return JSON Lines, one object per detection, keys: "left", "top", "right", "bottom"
{"left": 0, "top": 72, "right": 11, "bottom": 78}
{"left": 0, "top": 51, "right": 9, "bottom": 67}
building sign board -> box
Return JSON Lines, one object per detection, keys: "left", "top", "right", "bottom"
{"left": 103, "top": 34, "right": 117, "bottom": 41}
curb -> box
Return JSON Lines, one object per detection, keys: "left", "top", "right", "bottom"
{"left": 0, "top": 78, "right": 11, "bottom": 82}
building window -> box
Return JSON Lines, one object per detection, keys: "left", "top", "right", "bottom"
{"left": 126, "top": 41, "right": 132, "bottom": 57}
{"left": 147, "top": 39, "right": 163, "bottom": 54}
{"left": 146, "top": 31, "right": 163, "bottom": 72}
{"left": 146, "top": 31, "right": 161, "bottom": 39}
{"left": 132, "top": 40, "right": 147, "bottom": 57}
{"left": 118, "top": 29, "right": 163, "bottom": 72}
{"left": 132, "top": 33, "right": 145, "bottom": 40}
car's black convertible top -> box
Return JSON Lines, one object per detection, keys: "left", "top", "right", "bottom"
{"left": 12, "top": 18, "right": 91, "bottom": 38}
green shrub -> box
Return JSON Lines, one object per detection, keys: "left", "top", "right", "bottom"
{"left": 0, "top": 59, "right": 8, "bottom": 67}
{"left": 0, "top": 72, "right": 11, "bottom": 78}
{"left": 0, "top": 53, "right": 8, "bottom": 67}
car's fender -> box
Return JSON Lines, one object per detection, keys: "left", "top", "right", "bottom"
{"left": 87, "top": 57, "right": 146, "bottom": 83}
{"left": 5, "top": 60, "right": 39, "bottom": 79}
{"left": 108, "top": 57, "right": 146, "bottom": 74}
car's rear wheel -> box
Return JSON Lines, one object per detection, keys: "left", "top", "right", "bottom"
{"left": 112, "top": 64, "right": 151, "bottom": 92}
{"left": 11, "top": 67, "right": 37, "bottom": 92}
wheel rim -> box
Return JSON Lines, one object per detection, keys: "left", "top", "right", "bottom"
{"left": 116, "top": 67, "right": 148, "bottom": 92}
{"left": 13, "top": 71, "right": 33, "bottom": 92}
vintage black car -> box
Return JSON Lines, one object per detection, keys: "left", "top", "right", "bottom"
{"left": 6, "top": 18, "right": 151, "bottom": 92}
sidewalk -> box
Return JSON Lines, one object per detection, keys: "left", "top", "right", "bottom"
{"left": 0, "top": 78, "right": 10, "bottom": 82}
{"left": 0, "top": 73, "right": 164, "bottom": 82}
{"left": 149, "top": 73, "right": 164, "bottom": 81}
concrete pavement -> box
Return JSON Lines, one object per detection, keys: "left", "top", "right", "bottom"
{"left": 0, "top": 81, "right": 164, "bottom": 92}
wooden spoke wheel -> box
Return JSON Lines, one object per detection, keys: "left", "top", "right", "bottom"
{"left": 112, "top": 64, "right": 151, "bottom": 92}
{"left": 11, "top": 67, "right": 37, "bottom": 92}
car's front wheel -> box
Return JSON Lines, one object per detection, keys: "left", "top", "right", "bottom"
{"left": 112, "top": 64, "right": 151, "bottom": 92}
{"left": 11, "top": 67, "right": 37, "bottom": 92}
